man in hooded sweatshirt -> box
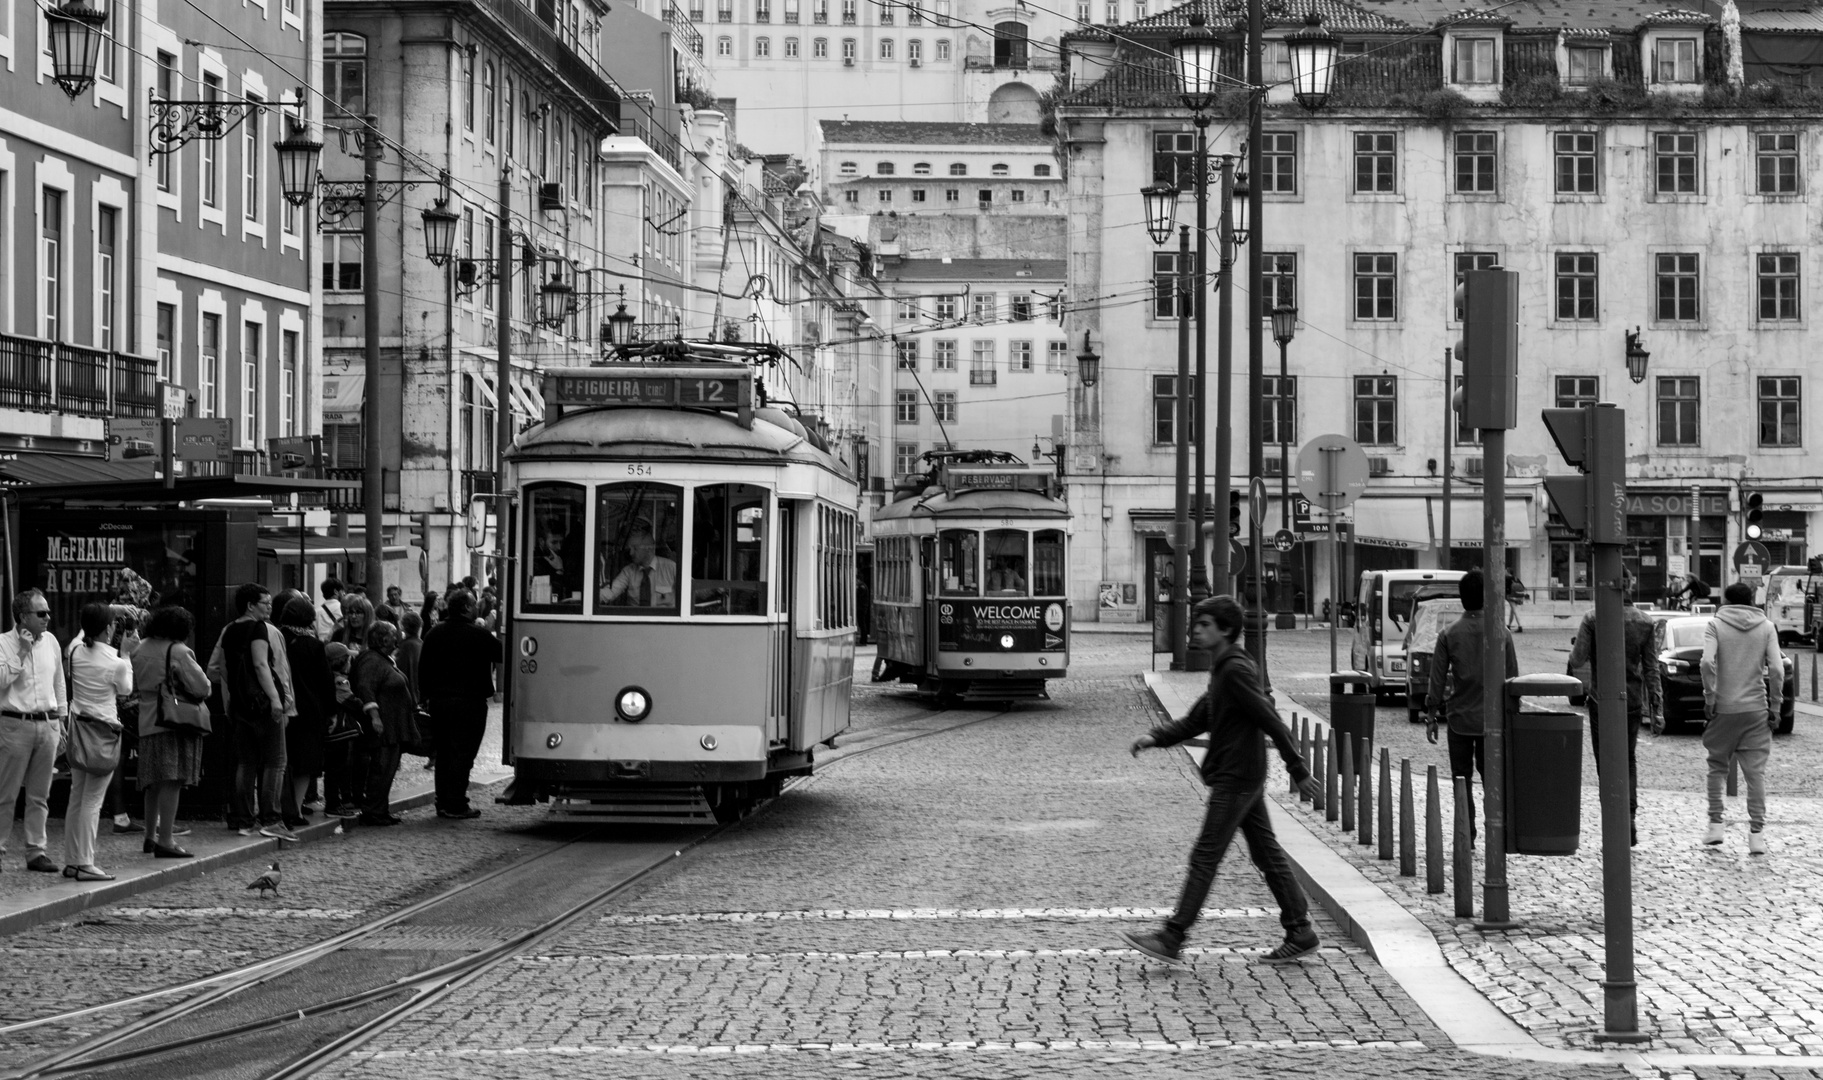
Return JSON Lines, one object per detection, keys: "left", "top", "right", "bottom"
{"left": 1700, "top": 581, "right": 1783, "bottom": 854}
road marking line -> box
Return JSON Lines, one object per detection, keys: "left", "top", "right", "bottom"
{"left": 597, "top": 906, "right": 1276, "bottom": 925}
{"left": 356, "top": 1037, "right": 1428, "bottom": 1060}
{"left": 521, "top": 945, "right": 1363, "bottom": 962}
{"left": 108, "top": 908, "right": 362, "bottom": 920}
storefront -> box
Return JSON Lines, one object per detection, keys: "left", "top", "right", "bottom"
{"left": 1550, "top": 489, "right": 1727, "bottom": 602}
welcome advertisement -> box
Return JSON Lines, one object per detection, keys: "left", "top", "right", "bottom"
{"left": 937, "top": 599, "right": 1068, "bottom": 653}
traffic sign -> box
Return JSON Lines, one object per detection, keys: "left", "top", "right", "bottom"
{"left": 1272, "top": 529, "right": 1296, "bottom": 553}
{"left": 1249, "top": 476, "right": 1269, "bottom": 529}
{"left": 175, "top": 418, "right": 233, "bottom": 463}
{"left": 159, "top": 382, "right": 187, "bottom": 421}
{"left": 1230, "top": 538, "right": 1248, "bottom": 574}
{"left": 1734, "top": 540, "right": 1772, "bottom": 580}
{"left": 1296, "top": 434, "right": 1370, "bottom": 513}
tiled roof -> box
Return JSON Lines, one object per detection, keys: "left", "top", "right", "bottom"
{"left": 881, "top": 258, "right": 1068, "bottom": 282}
{"left": 1742, "top": 8, "right": 1823, "bottom": 32}
{"left": 820, "top": 121, "right": 1053, "bottom": 146}
{"left": 1639, "top": 6, "right": 1716, "bottom": 22}
{"left": 1366, "top": 0, "right": 1711, "bottom": 32}
{"left": 1118, "top": 0, "right": 1412, "bottom": 33}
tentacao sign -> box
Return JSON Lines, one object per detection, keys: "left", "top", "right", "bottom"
{"left": 936, "top": 600, "right": 1067, "bottom": 652}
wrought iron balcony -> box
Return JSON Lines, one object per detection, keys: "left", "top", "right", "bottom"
{"left": 969, "top": 369, "right": 997, "bottom": 386}
{"left": 0, "top": 331, "right": 157, "bottom": 418}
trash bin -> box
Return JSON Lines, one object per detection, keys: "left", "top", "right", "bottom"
{"left": 1329, "top": 670, "right": 1375, "bottom": 768}
{"left": 1502, "top": 674, "right": 1585, "bottom": 856}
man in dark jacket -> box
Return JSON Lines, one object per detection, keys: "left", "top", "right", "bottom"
{"left": 1427, "top": 568, "right": 1519, "bottom": 834}
{"left": 417, "top": 590, "right": 501, "bottom": 819}
{"left": 1567, "top": 569, "right": 1661, "bottom": 845}
{"left": 1124, "top": 595, "right": 1321, "bottom": 967}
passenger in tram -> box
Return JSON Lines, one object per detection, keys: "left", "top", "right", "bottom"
{"left": 532, "top": 517, "right": 585, "bottom": 603}
{"left": 987, "top": 558, "right": 1027, "bottom": 595}
{"left": 599, "top": 528, "right": 680, "bottom": 609}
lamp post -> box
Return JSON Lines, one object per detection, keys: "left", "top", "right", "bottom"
{"left": 1140, "top": 183, "right": 1192, "bottom": 669}
{"left": 1271, "top": 305, "right": 1297, "bottom": 629}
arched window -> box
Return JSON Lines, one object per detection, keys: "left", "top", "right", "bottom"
{"left": 840, "top": 161, "right": 858, "bottom": 175}
{"left": 482, "top": 61, "right": 496, "bottom": 143}
{"left": 1034, "top": 163, "right": 1052, "bottom": 176}
{"left": 324, "top": 32, "right": 366, "bottom": 115}
{"left": 992, "top": 21, "right": 1028, "bottom": 67}
{"left": 717, "top": 36, "right": 733, "bottom": 55}
{"left": 877, "top": 162, "right": 895, "bottom": 175}
{"left": 991, "top": 162, "right": 1009, "bottom": 176}
{"left": 913, "top": 162, "right": 932, "bottom": 175}
{"left": 756, "top": 35, "right": 771, "bottom": 55}
{"left": 949, "top": 162, "right": 967, "bottom": 176}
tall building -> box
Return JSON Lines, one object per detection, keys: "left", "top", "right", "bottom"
{"left": 1057, "top": 0, "right": 1823, "bottom": 622}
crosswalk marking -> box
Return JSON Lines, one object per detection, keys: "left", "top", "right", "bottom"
{"left": 356, "top": 1036, "right": 1427, "bottom": 1059}
{"left": 597, "top": 906, "right": 1275, "bottom": 925}
{"left": 522, "top": 945, "right": 1361, "bottom": 962}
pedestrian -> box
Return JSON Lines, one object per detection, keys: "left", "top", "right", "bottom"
{"left": 0, "top": 589, "right": 69, "bottom": 873}
{"left": 1426, "top": 568, "right": 1518, "bottom": 834}
{"left": 315, "top": 578, "right": 345, "bottom": 641}
{"left": 132, "top": 604, "right": 209, "bottom": 859}
{"left": 377, "top": 585, "right": 407, "bottom": 627}
{"left": 419, "top": 591, "right": 442, "bottom": 632}
{"left": 60, "top": 603, "right": 134, "bottom": 881}
{"left": 418, "top": 590, "right": 501, "bottom": 819}
{"left": 397, "top": 611, "right": 431, "bottom": 771}
{"left": 278, "top": 597, "right": 334, "bottom": 830}
{"left": 1568, "top": 569, "right": 1661, "bottom": 846}
{"left": 209, "top": 583, "right": 297, "bottom": 842}
{"left": 1700, "top": 581, "right": 1783, "bottom": 853}
{"left": 322, "top": 642, "right": 365, "bottom": 820}
{"left": 333, "top": 594, "right": 374, "bottom": 658}
{"left": 1122, "top": 595, "right": 1322, "bottom": 966}
{"left": 350, "top": 620, "right": 420, "bottom": 826}
{"left": 1504, "top": 571, "right": 1526, "bottom": 633}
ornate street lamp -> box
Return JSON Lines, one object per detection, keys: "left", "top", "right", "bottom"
{"left": 419, "top": 199, "right": 461, "bottom": 266}
{"left": 1170, "top": 13, "right": 1223, "bottom": 114}
{"left": 274, "top": 122, "right": 324, "bottom": 207}
{"left": 1140, "top": 184, "right": 1179, "bottom": 247}
{"left": 1625, "top": 327, "right": 1650, "bottom": 384}
{"left": 1271, "top": 304, "right": 1298, "bottom": 628}
{"left": 604, "top": 287, "right": 638, "bottom": 350}
{"left": 1229, "top": 171, "right": 1251, "bottom": 246}
{"left": 1287, "top": 12, "right": 1340, "bottom": 110}
{"left": 1271, "top": 304, "right": 1298, "bottom": 346}
{"left": 538, "top": 272, "right": 577, "bottom": 329}
{"left": 1076, "top": 330, "right": 1100, "bottom": 387}
{"left": 46, "top": 2, "right": 109, "bottom": 100}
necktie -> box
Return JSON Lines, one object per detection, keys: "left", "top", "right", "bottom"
{"left": 638, "top": 566, "right": 652, "bottom": 606}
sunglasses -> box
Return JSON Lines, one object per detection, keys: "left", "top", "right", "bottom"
{"left": 26, "top": 609, "right": 50, "bottom": 617}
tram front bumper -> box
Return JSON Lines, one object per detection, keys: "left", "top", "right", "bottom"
{"left": 514, "top": 722, "right": 769, "bottom": 783}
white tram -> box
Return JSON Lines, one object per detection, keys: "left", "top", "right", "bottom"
{"left": 870, "top": 451, "right": 1071, "bottom": 702}
{"left": 497, "top": 347, "right": 857, "bottom": 822}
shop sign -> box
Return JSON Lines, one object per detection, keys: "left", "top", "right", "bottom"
{"left": 1624, "top": 493, "right": 1727, "bottom": 517}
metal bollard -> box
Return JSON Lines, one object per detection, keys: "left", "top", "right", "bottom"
{"left": 1399, "top": 759, "right": 1416, "bottom": 876}
{"left": 1298, "top": 719, "right": 1312, "bottom": 802}
{"left": 1426, "top": 766, "right": 1443, "bottom": 894}
{"left": 1358, "top": 738, "right": 1374, "bottom": 846}
{"left": 1378, "top": 747, "right": 1394, "bottom": 861}
{"left": 1340, "top": 735, "right": 1355, "bottom": 833}
{"left": 1453, "top": 775, "right": 1474, "bottom": 918}
{"left": 1812, "top": 650, "right": 1817, "bottom": 702}
{"left": 1323, "top": 728, "right": 1337, "bottom": 821}
{"left": 1309, "top": 725, "right": 1325, "bottom": 812}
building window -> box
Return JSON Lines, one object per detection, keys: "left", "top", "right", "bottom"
{"left": 201, "top": 75, "right": 222, "bottom": 208}
{"left": 1657, "top": 376, "right": 1699, "bottom": 446}
{"left": 896, "top": 297, "right": 919, "bottom": 321}
{"left": 935, "top": 294, "right": 957, "bottom": 320}
{"left": 911, "top": 189, "right": 927, "bottom": 202}
{"left": 755, "top": 36, "right": 770, "bottom": 55}
{"left": 912, "top": 162, "right": 932, "bottom": 175}
{"left": 814, "top": 0, "right": 828, "bottom": 20}
{"left": 991, "top": 163, "right": 1010, "bottom": 177}
{"left": 880, "top": 38, "right": 894, "bottom": 59}
{"left": 200, "top": 313, "right": 221, "bottom": 418}
{"left": 841, "top": 38, "right": 855, "bottom": 59}
{"left": 933, "top": 391, "right": 957, "bottom": 424}
{"left": 785, "top": 0, "right": 799, "bottom": 20}
{"left": 896, "top": 339, "right": 918, "bottom": 369}
{"left": 1555, "top": 253, "right": 1599, "bottom": 321}
{"left": 1453, "top": 36, "right": 1496, "bottom": 83}
{"left": 40, "top": 188, "right": 62, "bottom": 341}
{"left": 944, "top": 188, "right": 959, "bottom": 202}
{"left": 96, "top": 207, "right": 117, "bottom": 351}
{"left": 1565, "top": 44, "right": 1605, "bottom": 84}
{"left": 462, "top": 49, "right": 475, "bottom": 131}
{"left": 1154, "top": 251, "right": 1185, "bottom": 319}
{"left": 717, "top": 36, "right": 733, "bottom": 55}
{"left": 283, "top": 329, "right": 300, "bottom": 434}
{"left": 814, "top": 37, "right": 828, "bottom": 56}
{"left": 323, "top": 233, "right": 362, "bottom": 291}
{"left": 949, "top": 162, "right": 968, "bottom": 177}
{"left": 482, "top": 62, "right": 496, "bottom": 143}
{"left": 1046, "top": 340, "right": 1069, "bottom": 372}
{"left": 877, "top": 188, "right": 893, "bottom": 203}
{"left": 935, "top": 39, "right": 950, "bottom": 61}
{"left": 1152, "top": 375, "right": 1198, "bottom": 445}
{"left": 1261, "top": 253, "right": 1296, "bottom": 317}
{"left": 718, "top": 0, "right": 732, "bottom": 18}
{"left": 1450, "top": 251, "right": 1499, "bottom": 320}
{"left": 156, "top": 53, "right": 177, "bottom": 191}
{"left": 242, "top": 322, "right": 261, "bottom": 447}
{"left": 1104, "top": 0, "right": 1118, "bottom": 22}
{"left": 1010, "top": 341, "right": 1033, "bottom": 371}
{"left": 1453, "top": 131, "right": 1497, "bottom": 193}
{"left": 784, "top": 36, "right": 800, "bottom": 55}
{"left": 839, "top": 161, "right": 857, "bottom": 176}
{"left": 1354, "top": 376, "right": 1397, "bottom": 445}
{"left": 1758, "top": 253, "right": 1800, "bottom": 321}
{"left": 1654, "top": 37, "right": 1697, "bottom": 82}
{"left": 843, "top": 189, "right": 859, "bottom": 203}
{"left": 1010, "top": 189, "right": 1026, "bottom": 203}
{"left": 970, "top": 341, "right": 996, "bottom": 384}
{"left": 243, "top": 96, "right": 263, "bottom": 221}
{"left": 933, "top": 339, "right": 957, "bottom": 370}
{"left": 1756, "top": 132, "right": 1798, "bottom": 194}
{"left": 1760, "top": 377, "right": 1801, "bottom": 447}
{"left": 1354, "top": 253, "right": 1397, "bottom": 321}
{"left": 756, "top": 0, "right": 771, "bottom": 19}
{"left": 1655, "top": 132, "right": 1699, "bottom": 194}
{"left": 1353, "top": 131, "right": 1396, "bottom": 193}
{"left": 156, "top": 303, "right": 176, "bottom": 382}
{"left": 1150, "top": 130, "right": 1193, "bottom": 188}
{"left": 1555, "top": 375, "right": 1599, "bottom": 409}
{"left": 1010, "top": 295, "right": 1032, "bottom": 322}
{"left": 1260, "top": 131, "right": 1297, "bottom": 193}
{"left": 324, "top": 33, "right": 366, "bottom": 114}
{"left": 1656, "top": 253, "right": 1700, "bottom": 321}
{"left": 971, "top": 292, "right": 995, "bottom": 322}
{"left": 896, "top": 442, "right": 920, "bottom": 477}
{"left": 896, "top": 390, "right": 918, "bottom": 423}
{"left": 1034, "top": 164, "right": 1051, "bottom": 177}
{"left": 1554, "top": 131, "right": 1597, "bottom": 194}
{"left": 876, "top": 162, "right": 896, "bottom": 175}
{"left": 1076, "top": 0, "right": 1090, "bottom": 20}
{"left": 1263, "top": 375, "right": 1297, "bottom": 445}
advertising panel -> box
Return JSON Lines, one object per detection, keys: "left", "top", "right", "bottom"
{"left": 936, "top": 599, "right": 1068, "bottom": 652}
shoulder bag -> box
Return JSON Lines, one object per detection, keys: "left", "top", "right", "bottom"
{"left": 64, "top": 712, "right": 122, "bottom": 775}
{"left": 155, "top": 643, "right": 213, "bottom": 735}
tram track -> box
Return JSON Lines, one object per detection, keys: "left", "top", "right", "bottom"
{"left": 0, "top": 701, "right": 1019, "bottom": 1080}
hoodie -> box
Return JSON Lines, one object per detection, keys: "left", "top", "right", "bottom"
{"left": 1147, "top": 640, "right": 1309, "bottom": 788}
{"left": 1701, "top": 605, "right": 1783, "bottom": 718}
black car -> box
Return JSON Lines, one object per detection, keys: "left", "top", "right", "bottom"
{"left": 1656, "top": 615, "right": 1796, "bottom": 735}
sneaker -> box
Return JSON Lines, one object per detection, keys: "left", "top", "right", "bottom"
{"left": 436, "top": 807, "right": 482, "bottom": 820}
{"left": 1750, "top": 831, "right": 1768, "bottom": 856}
{"left": 259, "top": 823, "right": 301, "bottom": 843}
{"left": 1704, "top": 822, "right": 1725, "bottom": 846}
{"left": 301, "top": 801, "right": 324, "bottom": 814}
{"left": 112, "top": 819, "right": 142, "bottom": 834}
{"left": 1118, "top": 929, "right": 1185, "bottom": 967}
{"left": 232, "top": 826, "right": 255, "bottom": 837}
{"left": 1257, "top": 935, "right": 1321, "bottom": 964}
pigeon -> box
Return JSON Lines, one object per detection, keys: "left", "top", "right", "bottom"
{"left": 246, "top": 862, "right": 281, "bottom": 898}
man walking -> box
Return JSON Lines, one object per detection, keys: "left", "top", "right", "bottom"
{"left": 1568, "top": 569, "right": 1661, "bottom": 846}
{"left": 1124, "top": 595, "right": 1322, "bottom": 966}
{"left": 1700, "top": 581, "right": 1783, "bottom": 853}
{"left": 417, "top": 590, "right": 500, "bottom": 819}
{"left": 0, "top": 590, "right": 68, "bottom": 872}
{"left": 1427, "top": 569, "right": 1518, "bottom": 833}
{"left": 315, "top": 578, "right": 345, "bottom": 641}
{"left": 210, "top": 583, "right": 296, "bottom": 841}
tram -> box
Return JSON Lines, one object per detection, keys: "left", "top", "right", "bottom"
{"left": 870, "top": 450, "right": 1071, "bottom": 702}
{"left": 496, "top": 342, "right": 858, "bottom": 822}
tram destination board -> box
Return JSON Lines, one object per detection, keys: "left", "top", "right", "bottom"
{"left": 944, "top": 470, "right": 1052, "bottom": 495}
{"left": 545, "top": 365, "right": 753, "bottom": 416}
{"left": 937, "top": 599, "right": 1069, "bottom": 652}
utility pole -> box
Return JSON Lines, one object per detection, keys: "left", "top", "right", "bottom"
{"left": 361, "top": 115, "right": 385, "bottom": 588}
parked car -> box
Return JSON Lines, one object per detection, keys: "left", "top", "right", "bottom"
{"left": 1404, "top": 596, "right": 1465, "bottom": 724}
{"left": 1349, "top": 570, "right": 1465, "bottom": 700}
{"left": 1655, "top": 615, "right": 1796, "bottom": 735}
{"left": 1763, "top": 565, "right": 1819, "bottom": 646}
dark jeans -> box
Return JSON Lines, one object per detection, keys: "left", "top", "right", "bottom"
{"left": 365, "top": 744, "right": 402, "bottom": 818}
{"left": 430, "top": 697, "right": 488, "bottom": 813}
{"left": 229, "top": 718, "right": 288, "bottom": 828}
{"left": 1447, "top": 731, "right": 1485, "bottom": 832}
{"left": 1166, "top": 782, "right": 1311, "bottom": 943}
{"left": 323, "top": 740, "right": 359, "bottom": 814}
{"left": 1588, "top": 703, "right": 1641, "bottom": 818}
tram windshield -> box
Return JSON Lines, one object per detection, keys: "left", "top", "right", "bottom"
{"left": 692, "top": 483, "right": 768, "bottom": 614}
{"left": 984, "top": 529, "right": 1029, "bottom": 596}
{"left": 594, "top": 483, "right": 685, "bottom": 616}
{"left": 1033, "top": 529, "right": 1066, "bottom": 596}
{"left": 524, "top": 484, "right": 586, "bottom": 612}
{"left": 938, "top": 529, "right": 979, "bottom": 596}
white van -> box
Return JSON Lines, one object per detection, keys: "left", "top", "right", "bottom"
{"left": 1349, "top": 569, "right": 1466, "bottom": 698}
{"left": 1763, "top": 565, "right": 1818, "bottom": 645}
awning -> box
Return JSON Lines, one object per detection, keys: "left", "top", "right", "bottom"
{"left": 322, "top": 372, "right": 364, "bottom": 424}
{"left": 257, "top": 529, "right": 409, "bottom": 562}
{"left": 1349, "top": 497, "right": 1431, "bottom": 549}
{"left": 1433, "top": 496, "right": 1534, "bottom": 547}
{"left": 509, "top": 380, "right": 542, "bottom": 419}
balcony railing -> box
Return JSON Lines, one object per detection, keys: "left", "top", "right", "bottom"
{"left": 462, "top": 468, "right": 497, "bottom": 507}
{"left": 969, "top": 369, "right": 997, "bottom": 386}
{"left": 0, "top": 331, "right": 157, "bottom": 418}
{"left": 671, "top": 2, "right": 706, "bottom": 55}
{"left": 474, "top": 0, "right": 621, "bottom": 129}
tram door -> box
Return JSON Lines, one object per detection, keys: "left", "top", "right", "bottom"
{"left": 772, "top": 501, "right": 796, "bottom": 745}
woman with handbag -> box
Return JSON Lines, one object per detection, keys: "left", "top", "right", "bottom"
{"left": 131, "top": 605, "right": 211, "bottom": 858}
{"left": 350, "top": 620, "right": 421, "bottom": 826}
{"left": 62, "top": 603, "right": 134, "bottom": 881}
{"left": 279, "top": 598, "right": 334, "bottom": 830}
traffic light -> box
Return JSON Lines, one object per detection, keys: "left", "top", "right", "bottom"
{"left": 1745, "top": 492, "right": 1765, "bottom": 541}
{"left": 405, "top": 513, "right": 430, "bottom": 551}
{"left": 1230, "top": 489, "right": 1243, "bottom": 538}
{"left": 1453, "top": 268, "right": 1519, "bottom": 432}
{"left": 1542, "top": 402, "right": 1626, "bottom": 545}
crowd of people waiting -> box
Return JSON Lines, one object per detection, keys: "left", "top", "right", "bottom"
{"left": 0, "top": 575, "right": 501, "bottom": 880}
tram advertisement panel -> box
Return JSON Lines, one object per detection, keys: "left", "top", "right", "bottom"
{"left": 937, "top": 599, "right": 1068, "bottom": 652}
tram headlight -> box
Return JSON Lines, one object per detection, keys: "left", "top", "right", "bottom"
{"left": 700, "top": 734, "right": 719, "bottom": 751}
{"left": 1000, "top": 634, "right": 1015, "bottom": 649}
{"left": 546, "top": 733, "right": 563, "bottom": 750}
{"left": 615, "top": 686, "right": 653, "bottom": 723}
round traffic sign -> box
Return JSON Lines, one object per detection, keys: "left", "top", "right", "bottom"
{"left": 1249, "top": 476, "right": 1270, "bottom": 529}
{"left": 1734, "top": 539, "right": 1771, "bottom": 572}
{"left": 1272, "top": 529, "right": 1296, "bottom": 553}
{"left": 1230, "top": 538, "right": 1248, "bottom": 574}
{"left": 1296, "top": 434, "right": 1370, "bottom": 513}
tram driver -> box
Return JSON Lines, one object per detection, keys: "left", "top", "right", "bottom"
{"left": 599, "top": 528, "right": 680, "bottom": 609}
{"left": 987, "top": 557, "right": 1027, "bottom": 595}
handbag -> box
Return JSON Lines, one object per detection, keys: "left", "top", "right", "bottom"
{"left": 156, "top": 644, "right": 213, "bottom": 735}
{"left": 65, "top": 714, "right": 122, "bottom": 775}
{"left": 326, "top": 697, "right": 363, "bottom": 743}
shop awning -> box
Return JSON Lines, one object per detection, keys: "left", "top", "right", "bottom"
{"left": 1349, "top": 497, "right": 1433, "bottom": 549}
{"left": 1433, "top": 496, "right": 1534, "bottom": 547}
{"left": 257, "top": 529, "right": 409, "bottom": 562}
{"left": 322, "top": 372, "right": 364, "bottom": 424}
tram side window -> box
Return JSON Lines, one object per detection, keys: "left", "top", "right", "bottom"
{"left": 1032, "top": 529, "right": 1066, "bottom": 596}
{"left": 594, "top": 483, "right": 685, "bottom": 616}
{"left": 816, "top": 504, "right": 855, "bottom": 629}
{"left": 984, "top": 528, "right": 1028, "bottom": 596}
{"left": 692, "top": 483, "right": 767, "bottom": 614}
{"left": 939, "top": 529, "right": 978, "bottom": 596}
{"left": 524, "top": 484, "right": 587, "bottom": 612}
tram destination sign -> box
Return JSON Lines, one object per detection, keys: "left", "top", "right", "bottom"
{"left": 944, "top": 469, "right": 1052, "bottom": 495}
{"left": 545, "top": 365, "right": 753, "bottom": 423}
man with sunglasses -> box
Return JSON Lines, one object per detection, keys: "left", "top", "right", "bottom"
{"left": 0, "top": 589, "right": 70, "bottom": 872}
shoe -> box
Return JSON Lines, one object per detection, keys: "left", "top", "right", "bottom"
{"left": 72, "top": 866, "right": 115, "bottom": 882}
{"left": 1119, "top": 929, "right": 1185, "bottom": 967}
{"left": 301, "top": 801, "right": 324, "bottom": 814}
{"left": 259, "top": 823, "right": 301, "bottom": 843}
{"left": 143, "top": 838, "right": 155, "bottom": 855}
{"left": 26, "top": 855, "right": 57, "bottom": 873}
{"left": 283, "top": 818, "right": 309, "bottom": 830}
{"left": 357, "top": 814, "right": 402, "bottom": 827}
{"left": 112, "top": 820, "right": 143, "bottom": 834}
{"left": 1750, "top": 831, "right": 1768, "bottom": 856}
{"left": 62, "top": 865, "right": 77, "bottom": 878}
{"left": 153, "top": 844, "right": 194, "bottom": 859}
{"left": 233, "top": 827, "right": 255, "bottom": 837}
{"left": 333, "top": 805, "right": 362, "bottom": 819}
{"left": 1704, "top": 822, "right": 1725, "bottom": 846}
{"left": 1258, "top": 935, "right": 1321, "bottom": 964}
{"left": 436, "top": 808, "right": 482, "bottom": 820}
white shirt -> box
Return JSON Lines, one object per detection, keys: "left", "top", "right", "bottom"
{"left": 67, "top": 639, "right": 133, "bottom": 724}
{"left": 0, "top": 628, "right": 66, "bottom": 716}
{"left": 315, "top": 597, "right": 343, "bottom": 642}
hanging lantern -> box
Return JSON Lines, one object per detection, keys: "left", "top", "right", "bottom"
{"left": 1271, "top": 305, "right": 1298, "bottom": 346}
{"left": 1287, "top": 13, "right": 1340, "bottom": 110}
{"left": 1140, "top": 183, "right": 1180, "bottom": 247}
{"left": 274, "top": 122, "right": 324, "bottom": 207}
{"left": 1170, "top": 12, "right": 1222, "bottom": 114}
{"left": 1076, "top": 330, "right": 1101, "bottom": 387}
{"left": 420, "top": 200, "right": 461, "bottom": 266}
{"left": 604, "top": 288, "right": 638, "bottom": 348}
{"left": 1625, "top": 327, "right": 1650, "bottom": 384}
{"left": 539, "top": 272, "right": 576, "bottom": 328}
{"left": 1229, "top": 172, "right": 1251, "bottom": 246}
{"left": 46, "top": 2, "right": 109, "bottom": 100}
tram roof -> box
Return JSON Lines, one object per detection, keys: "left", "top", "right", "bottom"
{"left": 511, "top": 407, "right": 851, "bottom": 479}
{"left": 874, "top": 486, "right": 1072, "bottom": 524}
